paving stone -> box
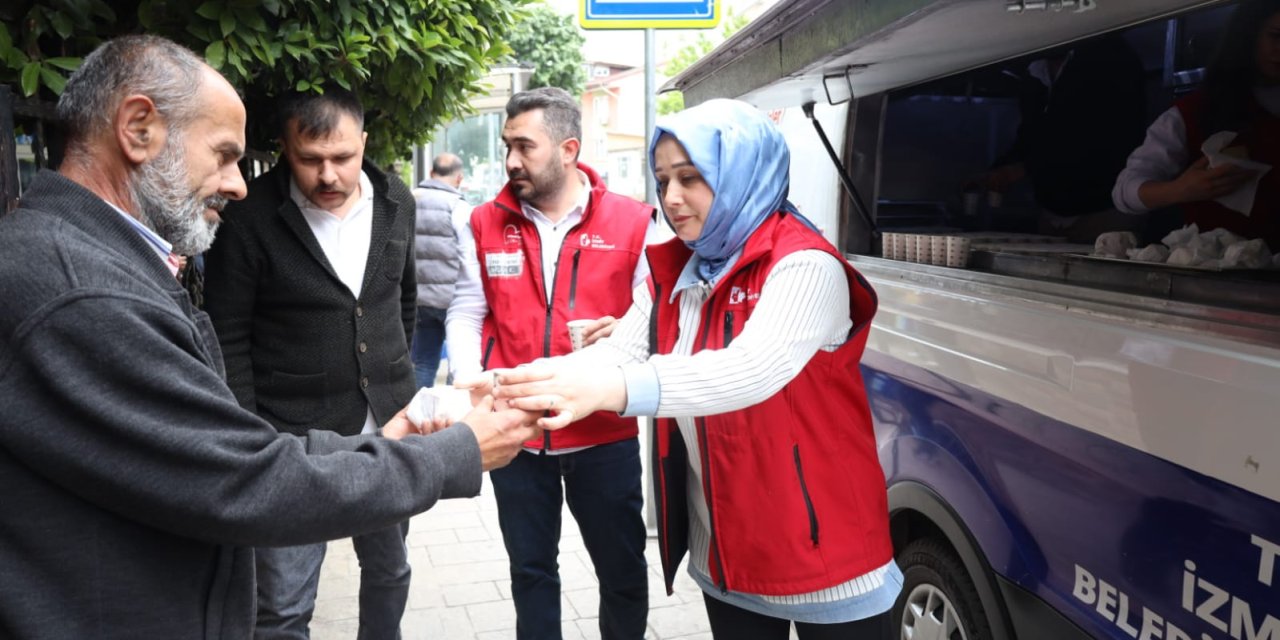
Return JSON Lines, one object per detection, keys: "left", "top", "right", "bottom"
{"left": 312, "top": 474, "right": 717, "bottom": 639}
{"left": 443, "top": 581, "right": 503, "bottom": 606}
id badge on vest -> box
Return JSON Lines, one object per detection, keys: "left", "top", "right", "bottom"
{"left": 485, "top": 250, "right": 524, "bottom": 278}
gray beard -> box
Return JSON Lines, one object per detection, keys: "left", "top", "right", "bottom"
{"left": 130, "top": 132, "right": 225, "bottom": 256}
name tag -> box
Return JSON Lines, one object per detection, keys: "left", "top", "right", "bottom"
{"left": 485, "top": 251, "right": 524, "bottom": 278}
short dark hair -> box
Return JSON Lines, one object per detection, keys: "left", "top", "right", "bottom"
{"left": 57, "top": 35, "right": 205, "bottom": 153}
{"left": 278, "top": 88, "right": 365, "bottom": 141}
{"left": 432, "top": 154, "right": 463, "bottom": 177}
{"left": 506, "top": 87, "right": 581, "bottom": 143}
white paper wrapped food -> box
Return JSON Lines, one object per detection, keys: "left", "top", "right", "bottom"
{"left": 1188, "top": 232, "right": 1225, "bottom": 260}
{"left": 406, "top": 386, "right": 475, "bottom": 428}
{"left": 1094, "top": 231, "right": 1137, "bottom": 259}
{"left": 1161, "top": 223, "right": 1200, "bottom": 249}
{"left": 1167, "top": 246, "right": 1203, "bottom": 267}
{"left": 1220, "top": 238, "right": 1273, "bottom": 269}
{"left": 1203, "top": 227, "right": 1247, "bottom": 253}
{"left": 1126, "top": 244, "right": 1171, "bottom": 263}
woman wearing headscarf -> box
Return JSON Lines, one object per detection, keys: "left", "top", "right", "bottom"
{"left": 488, "top": 99, "right": 900, "bottom": 639}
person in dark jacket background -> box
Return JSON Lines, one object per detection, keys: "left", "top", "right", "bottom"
{"left": 203, "top": 89, "right": 420, "bottom": 640}
{"left": 978, "top": 34, "right": 1148, "bottom": 242}
{"left": 0, "top": 34, "right": 536, "bottom": 640}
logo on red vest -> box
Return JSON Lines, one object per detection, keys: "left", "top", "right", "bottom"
{"left": 727, "top": 286, "right": 759, "bottom": 305}
{"left": 578, "top": 232, "right": 615, "bottom": 250}
{"left": 504, "top": 224, "right": 521, "bottom": 245}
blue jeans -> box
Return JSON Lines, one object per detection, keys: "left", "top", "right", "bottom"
{"left": 411, "top": 306, "right": 447, "bottom": 388}
{"left": 490, "top": 439, "right": 649, "bottom": 640}
{"left": 254, "top": 522, "right": 411, "bottom": 640}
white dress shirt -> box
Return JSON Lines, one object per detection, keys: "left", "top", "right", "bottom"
{"left": 290, "top": 171, "right": 380, "bottom": 434}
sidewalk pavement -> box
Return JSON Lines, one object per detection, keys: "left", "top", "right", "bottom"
{"left": 310, "top": 473, "right": 716, "bottom": 640}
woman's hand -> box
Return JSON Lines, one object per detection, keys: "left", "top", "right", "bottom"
{"left": 452, "top": 371, "right": 499, "bottom": 408}
{"left": 492, "top": 366, "right": 627, "bottom": 431}
{"left": 1174, "top": 157, "right": 1256, "bottom": 201}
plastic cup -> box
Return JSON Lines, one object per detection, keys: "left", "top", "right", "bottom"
{"left": 914, "top": 235, "right": 931, "bottom": 264}
{"left": 987, "top": 191, "right": 1003, "bottom": 208}
{"left": 946, "top": 236, "right": 973, "bottom": 268}
{"left": 903, "top": 234, "right": 919, "bottom": 263}
{"left": 930, "top": 236, "right": 948, "bottom": 266}
{"left": 882, "top": 233, "right": 899, "bottom": 259}
{"left": 962, "top": 191, "right": 981, "bottom": 216}
{"left": 567, "top": 319, "right": 593, "bottom": 352}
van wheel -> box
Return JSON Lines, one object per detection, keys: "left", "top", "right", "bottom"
{"left": 893, "top": 538, "right": 992, "bottom": 640}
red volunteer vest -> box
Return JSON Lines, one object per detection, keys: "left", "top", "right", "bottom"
{"left": 471, "top": 163, "right": 651, "bottom": 450}
{"left": 646, "top": 212, "right": 893, "bottom": 596}
{"left": 1176, "top": 91, "right": 1280, "bottom": 248}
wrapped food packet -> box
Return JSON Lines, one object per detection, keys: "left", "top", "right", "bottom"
{"left": 1126, "top": 244, "right": 1171, "bottom": 263}
{"left": 1167, "top": 246, "right": 1203, "bottom": 267}
{"left": 1094, "top": 231, "right": 1137, "bottom": 258}
{"left": 1162, "top": 223, "right": 1200, "bottom": 249}
{"left": 1220, "top": 238, "right": 1272, "bottom": 269}
{"left": 405, "top": 386, "right": 474, "bottom": 429}
{"left": 1203, "top": 227, "right": 1246, "bottom": 252}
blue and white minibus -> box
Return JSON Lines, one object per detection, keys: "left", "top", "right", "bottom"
{"left": 668, "top": 1, "right": 1280, "bottom": 638}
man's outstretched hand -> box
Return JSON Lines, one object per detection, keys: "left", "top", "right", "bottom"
{"left": 462, "top": 395, "right": 541, "bottom": 471}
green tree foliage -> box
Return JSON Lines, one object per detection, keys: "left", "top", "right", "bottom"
{"left": 505, "top": 3, "right": 585, "bottom": 96}
{"left": 0, "top": 0, "right": 530, "bottom": 164}
{"left": 658, "top": 9, "right": 750, "bottom": 115}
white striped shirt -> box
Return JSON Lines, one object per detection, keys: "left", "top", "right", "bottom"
{"left": 561, "top": 248, "right": 900, "bottom": 622}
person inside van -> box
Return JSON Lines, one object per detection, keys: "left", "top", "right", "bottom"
{"left": 479, "top": 99, "right": 901, "bottom": 640}
{"left": 1112, "top": 0, "right": 1279, "bottom": 248}
{"left": 977, "top": 35, "right": 1148, "bottom": 242}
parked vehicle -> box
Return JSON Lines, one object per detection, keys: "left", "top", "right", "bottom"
{"left": 670, "top": 1, "right": 1280, "bottom": 638}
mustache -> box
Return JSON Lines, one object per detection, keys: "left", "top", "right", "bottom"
{"left": 204, "top": 194, "right": 229, "bottom": 212}
{"left": 508, "top": 170, "right": 530, "bottom": 181}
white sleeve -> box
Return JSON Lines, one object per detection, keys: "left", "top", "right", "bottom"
{"left": 643, "top": 251, "right": 853, "bottom": 417}
{"left": 625, "top": 213, "right": 661, "bottom": 290}
{"left": 445, "top": 211, "right": 487, "bottom": 379}
{"left": 1112, "top": 107, "right": 1190, "bottom": 214}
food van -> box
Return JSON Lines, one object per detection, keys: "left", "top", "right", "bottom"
{"left": 667, "top": 1, "right": 1280, "bottom": 638}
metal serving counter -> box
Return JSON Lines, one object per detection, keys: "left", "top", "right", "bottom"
{"left": 849, "top": 252, "right": 1280, "bottom": 348}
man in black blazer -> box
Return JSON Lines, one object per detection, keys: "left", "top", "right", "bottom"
{"left": 203, "top": 89, "right": 419, "bottom": 640}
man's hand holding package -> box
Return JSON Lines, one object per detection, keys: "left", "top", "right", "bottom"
{"left": 463, "top": 395, "right": 541, "bottom": 470}
{"left": 492, "top": 366, "right": 627, "bottom": 431}
{"left": 384, "top": 395, "right": 538, "bottom": 471}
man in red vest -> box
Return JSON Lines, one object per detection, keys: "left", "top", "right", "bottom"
{"left": 445, "top": 87, "right": 654, "bottom": 639}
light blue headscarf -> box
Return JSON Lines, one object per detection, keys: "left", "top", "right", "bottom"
{"left": 649, "top": 99, "right": 807, "bottom": 282}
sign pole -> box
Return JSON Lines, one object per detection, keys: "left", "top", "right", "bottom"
{"left": 644, "top": 27, "right": 657, "bottom": 207}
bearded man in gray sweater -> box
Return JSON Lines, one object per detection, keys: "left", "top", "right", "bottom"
{"left": 0, "top": 34, "right": 537, "bottom": 640}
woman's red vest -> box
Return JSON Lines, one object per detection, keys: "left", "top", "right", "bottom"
{"left": 646, "top": 212, "right": 893, "bottom": 596}
{"left": 1176, "top": 91, "right": 1280, "bottom": 248}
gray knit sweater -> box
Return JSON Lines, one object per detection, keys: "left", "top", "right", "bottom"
{"left": 0, "top": 171, "right": 482, "bottom": 639}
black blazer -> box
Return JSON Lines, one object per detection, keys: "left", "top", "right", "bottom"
{"left": 204, "top": 160, "right": 418, "bottom": 436}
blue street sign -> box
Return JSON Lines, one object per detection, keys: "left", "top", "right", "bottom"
{"left": 580, "top": 0, "right": 720, "bottom": 29}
